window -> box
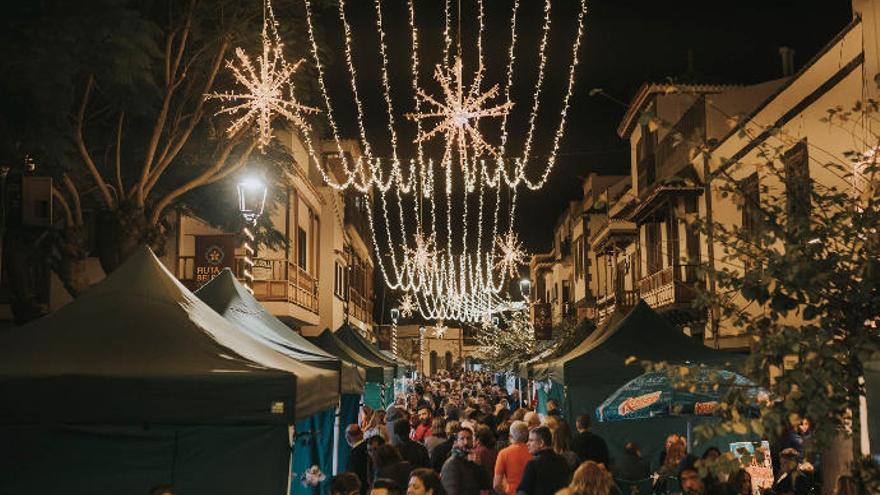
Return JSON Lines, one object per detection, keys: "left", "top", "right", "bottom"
{"left": 740, "top": 173, "right": 761, "bottom": 272}
{"left": 784, "top": 140, "right": 811, "bottom": 236}
{"left": 684, "top": 196, "right": 701, "bottom": 265}
{"left": 645, "top": 222, "right": 662, "bottom": 275}
{"left": 334, "top": 261, "right": 346, "bottom": 299}
{"left": 297, "top": 227, "right": 307, "bottom": 268}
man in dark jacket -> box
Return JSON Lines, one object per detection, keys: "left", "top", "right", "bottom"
{"left": 517, "top": 426, "right": 571, "bottom": 495}
{"left": 391, "top": 418, "right": 431, "bottom": 468}
{"left": 431, "top": 420, "right": 459, "bottom": 472}
{"left": 440, "top": 427, "right": 489, "bottom": 495}
{"left": 345, "top": 425, "right": 371, "bottom": 494}
{"left": 571, "top": 415, "right": 609, "bottom": 466}
{"left": 610, "top": 442, "right": 650, "bottom": 481}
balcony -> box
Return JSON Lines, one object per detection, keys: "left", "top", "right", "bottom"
{"left": 590, "top": 218, "right": 637, "bottom": 254}
{"left": 595, "top": 290, "right": 638, "bottom": 326}
{"left": 348, "top": 287, "right": 373, "bottom": 326}
{"left": 178, "top": 256, "right": 319, "bottom": 315}
{"left": 638, "top": 264, "right": 701, "bottom": 310}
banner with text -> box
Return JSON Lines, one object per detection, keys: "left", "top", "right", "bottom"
{"left": 194, "top": 234, "right": 236, "bottom": 286}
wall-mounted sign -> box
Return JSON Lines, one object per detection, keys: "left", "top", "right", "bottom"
{"left": 194, "top": 235, "right": 236, "bottom": 286}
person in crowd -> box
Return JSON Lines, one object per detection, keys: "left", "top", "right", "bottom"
{"left": 346, "top": 424, "right": 371, "bottom": 494}
{"left": 412, "top": 406, "right": 434, "bottom": 443}
{"left": 373, "top": 444, "right": 414, "bottom": 492}
{"left": 365, "top": 435, "right": 389, "bottom": 488}
{"left": 727, "top": 469, "right": 752, "bottom": 495}
{"left": 511, "top": 408, "right": 527, "bottom": 422}
{"left": 523, "top": 411, "right": 541, "bottom": 431}
{"left": 702, "top": 447, "right": 722, "bottom": 461}
{"left": 367, "top": 409, "right": 390, "bottom": 443}
{"left": 494, "top": 421, "right": 533, "bottom": 495}
{"left": 678, "top": 466, "right": 707, "bottom": 495}
{"left": 424, "top": 417, "right": 447, "bottom": 455}
{"left": 495, "top": 419, "right": 513, "bottom": 450}
{"left": 431, "top": 420, "right": 460, "bottom": 471}
{"left": 610, "top": 442, "right": 650, "bottom": 481}
{"left": 546, "top": 399, "right": 562, "bottom": 417}
{"left": 557, "top": 461, "right": 615, "bottom": 495}
{"left": 571, "top": 415, "right": 609, "bottom": 467}
{"left": 471, "top": 424, "right": 498, "bottom": 482}
{"left": 773, "top": 448, "right": 814, "bottom": 495}
{"left": 654, "top": 434, "right": 687, "bottom": 492}
{"left": 544, "top": 416, "right": 579, "bottom": 469}
{"left": 407, "top": 468, "right": 446, "bottom": 495}
{"left": 392, "top": 419, "right": 431, "bottom": 468}
{"left": 370, "top": 478, "right": 402, "bottom": 495}
{"left": 517, "top": 426, "right": 571, "bottom": 495}
{"left": 440, "top": 427, "right": 489, "bottom": 495}
{"left": 331, "top": 473, "right": 362, "bottom": 495}
{"left": 149, "top": 484, "right": 176, "bottom": 495}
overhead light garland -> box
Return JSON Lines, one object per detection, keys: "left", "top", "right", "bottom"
{"left": 207, "top": 0, "right": 319, "bottom": 150}
{"left": 291, "top": 0, "right": 588, "bottom": 322}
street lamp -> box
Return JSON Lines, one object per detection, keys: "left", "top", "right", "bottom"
{"left": 237, "top": 176, "right": 267, "bottom": 293}
{"left": 390, "top": 308, "right": 400, "bottom": 358}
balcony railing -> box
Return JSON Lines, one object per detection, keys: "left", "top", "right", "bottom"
{"left": 595, "top": 290, "right": 638, "bottom": 325}
{"left": 348, "top": 287, "right": 373, "bottom": 325}
{"left": 638, "top": 264, "right": 700, "bottom": 310}
{"left": 177, "top": 256, "right": 319, "bottom": 314}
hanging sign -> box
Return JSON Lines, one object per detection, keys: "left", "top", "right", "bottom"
{"left": 194, "top": 235, "right": 236, "bottom": 285}
{"left": 533, "top": 303, "right": 552, "bottom": 340}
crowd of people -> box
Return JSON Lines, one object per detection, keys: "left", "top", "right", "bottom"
{"left": 331, "top": 371, "right": 831, "bottom": 495}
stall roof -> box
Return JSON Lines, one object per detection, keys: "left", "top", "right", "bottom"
{"left": 0, "top": 247, "right": 338, "bottom": 424}
{"left": 195, "top": 270, "right": 365, "bottom": 395}
{"left": 310, "top": 329, "right": 394, "bottom": 384}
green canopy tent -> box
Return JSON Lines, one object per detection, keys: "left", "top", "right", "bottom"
{"left": 310, "top": 329, "right": 394, "bottom": 409}
{"left": 0, "top": 246, "right": 338, "bottom": 495}
{"left": 195, "top": 269, "right": 365, "bottom": 395}
{"left": 336, "top": 324, "right": 404, "bottom": 378}
{"left": 531, "top": 301, "right": 739, "bottom": 464}
{"left": 194, "top": 270, "right": 366, "bottom": 484}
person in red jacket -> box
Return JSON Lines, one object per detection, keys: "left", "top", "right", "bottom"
{"left": 411, "top": 406, "right": 433, "bottom": 443}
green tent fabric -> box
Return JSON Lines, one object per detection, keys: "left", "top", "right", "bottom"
{"left": 381, "top": 350, "right": 415, "bottom": 374}
{"left": 336, "top": 393, "right": 362, "bottom": 474}
{"left": 196, "top": 269, "right": 365, "bottom": 396}
{"left": 336, "top": 324, "right": 403, "bottom": 378}
{"left": 866, "top": 357, "right": 880, "bottom": 454}
{"left": 0, "top": 245, "right": 337, "bottom": 423}
{"left": 0, "top": 246, "right": 338, "bottom": 495}
{"left": 0, "top": 424, "right": 291, "bottom": 495}
{"left": 291, "top": 410, "right": 335, "bottom": 495}
{"left": 309, "top": 329, "right": 394, "bottom": 385}
{"left": 531, "top": 301, "right": 741, "bottom": 465}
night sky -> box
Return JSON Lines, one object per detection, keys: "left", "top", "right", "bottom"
{"left": 312, "top": 0, "right": 853, "bottom": 252}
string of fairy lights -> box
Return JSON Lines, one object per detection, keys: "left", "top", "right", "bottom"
{"left": 206, "top": 0, "right": 589, "bottom": 323}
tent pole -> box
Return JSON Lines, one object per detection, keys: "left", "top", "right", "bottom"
{"left": 686, "top": 420, "right": 692, "bottom": 454}
{"left": 333, "top": 402, "right": 341, "bottom": 475}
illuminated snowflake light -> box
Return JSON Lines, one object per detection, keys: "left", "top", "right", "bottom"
{"left": 398, "top": 292, "right": 416, "bottom": 318}
{"left": 495, "top": 231, "right": 527, "bottom": 277}
{"left": 433, "top": 320, "right": 448, "bottom": 338}
{"left": 404, "top": 232, "right": 437, "bottom": 272}
{"left": 405, "top": 57, "right": 513, "bottom": 186}
{"left": 207, "top": 0, "right": 319, "bottom": 150}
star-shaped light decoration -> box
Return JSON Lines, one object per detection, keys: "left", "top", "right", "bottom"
{"left": 398, "top": 292, "right": 416, "bottom": 319}
{"left": 207, "top": 0, "right": 320, "bottom": 150}
{"left": 495, "top": 231, "right": 527, "bottom": 277}
{"left": 433, "top": 320, "right": 448, "bottom": 338}
{"left": 404, "top": 231, "right": 438, "bottom": 273}
{"left": 405, "top": 57, "right": 513, "bottom": 186}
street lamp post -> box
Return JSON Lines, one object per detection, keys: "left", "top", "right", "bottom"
{"left": 518, "top": 278, "right": 531, "bottom": 404}
{"left": 237, "top": 176, "right": 267, "bottom": 294}
{"left": 418, "top": 325, "right": 426, "bottom": 377}
{"left": 390, "top": 308, "right": 400, "bottom": 358}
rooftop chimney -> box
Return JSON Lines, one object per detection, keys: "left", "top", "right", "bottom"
{"left": 779, "top": 46, "right": 795, "bottom": 77}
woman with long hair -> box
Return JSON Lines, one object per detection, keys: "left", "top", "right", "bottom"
{"left": 544, "top": 416, "right": 579, "bottom": 469}
{"left": 556, "top": 461, "right": 614, "bottom": 495}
